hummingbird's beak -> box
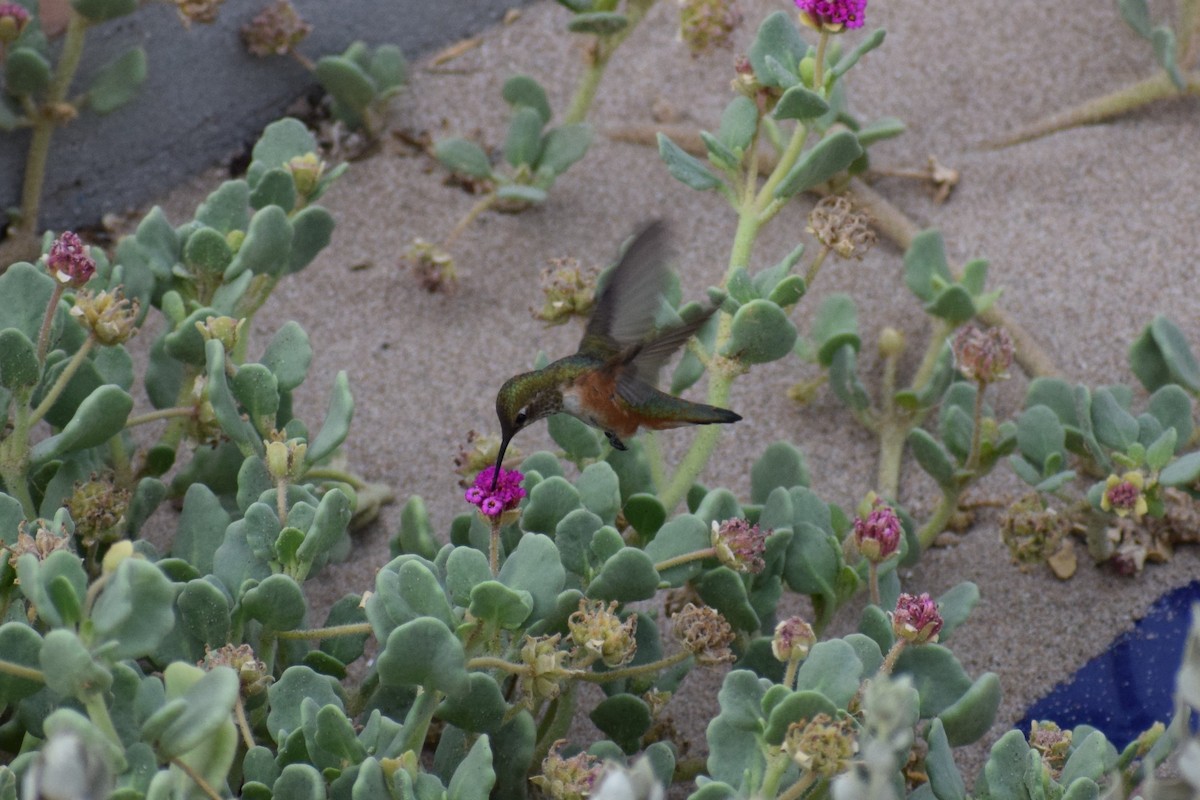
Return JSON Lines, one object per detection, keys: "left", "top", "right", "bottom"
{"left": 491, "top": 433, "right": 512, "bottom": 491}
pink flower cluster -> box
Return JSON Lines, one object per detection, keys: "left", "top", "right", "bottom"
{"left": 47, "top": 231, "right": 95, "bottom": 287}
{"left": 892, "top": 592, "right": 943, "bottom": 644}
{"left": 794, "top": 0, "right": 866, "bottom": 30}
{"left": 465, "top": 466, "right": 526, "bottom": 519}
{"left": 853, "top": 501, "right": 901, "bottom": 563}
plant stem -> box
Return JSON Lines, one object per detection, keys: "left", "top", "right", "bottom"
{"left": 562, "top": 0, "right": 657, "bottom": 124}
{"left": 813, "top": 30, "right": 830, "bottom": 94}
{"left": 868, "top": 562, "right": 880, "bottom": 607}
{"left": 388, "top": 687, "right": 441, "bottom": 758}
{"left": 8, "top": 10, "right": 90, "bottom": 246}
{"left": 124, "top": 407, "right": 195, "bottom": 428}
{"left": 964, "top": 382, "right": 987, "bottom": 472}
{"left": 81, "top": 691, "right": 122, "bottom": 749}
{"left": 29, "top": 337, "right": 95, "bottom": 424}
{"left": 170, "top": 757, "right": 223, "bottom": 800}
{"left": 0, "top": 658, "right": 44, "bottom": 683}
{"left": 877, "top": 640, "right": 906, "bottom": 676}
{"left": 466, "top": 655, "right": 526, "bottom": 674}
{"left": 782, "top": 653, "right": 801, "bottom": 691}
{"left": 574, "top": 648, "right": 691, "bottom": 683}
{"left": 778, "top": 772, "right": 818, "bottom": 800}
{"left": 443, "top": 192, "right": 499, "bottom": 249}
{"left": 489, "top": 517, "right": 502, "bottom": 575}
{"left": 234, "top": 697, "right": 255, "bottom": 749}
{"left": 532, "top": 684, "right": 577, "bottom": 764}
{"left": 916, "top": 486, "right": 962, "bottom": 550}
{"left": 876, "top": 420, "right": 907, "bottom": 502}
{"left": 804, "top": 246, "right": 831, "bottom": 286}
{"left": 760, "top": 750, "right": 795, "bottom": 799}
{"left": 653, "top": 547, "right": 715, "bottom": 573}
{"left": 986, "top": 70, "right": 1199, "bottom": 149}
{"left": 275, "top": 621, "right": 373, "bottom": 640}
{"left": 36, "top": 284, "right": 66, "bottom": 364}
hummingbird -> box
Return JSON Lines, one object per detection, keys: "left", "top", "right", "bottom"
{"left": 491, "top": 220, "right": 742, "bottom": 488}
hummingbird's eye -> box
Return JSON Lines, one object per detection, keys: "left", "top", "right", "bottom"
{"left": 515, "top": 408, "right": 528, "bottom": 426}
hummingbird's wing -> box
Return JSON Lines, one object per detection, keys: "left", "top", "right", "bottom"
{"left": 579, "top": 220, "right": 674, "bottom": 360}
{"left": 615, "top": 306, "right": 718, "bottom": 403}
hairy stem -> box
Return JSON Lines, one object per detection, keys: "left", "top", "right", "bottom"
{"left": 30, "top": 337, "right": 96, "bottom": 425}
{"left": 653, "top": 546, "right": 716, "bottom": 573}
{"left": 275, "top": 621, "right": 373, "bottom": 640}
{"left": 562, "top": 0, "right": 657, "bottom": 124}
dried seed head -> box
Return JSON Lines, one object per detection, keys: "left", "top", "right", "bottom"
{"left": 807, "top": 195, "right": 876, "bottom": 260}
{"left": 174, "top": 0, "right": 225, "bottom": 25}
{"left": 453, "top": 430, "right": 512, "bottom": 488}
{"left": 784, "top": 713, "right": 858, "bottom": 777}
{"left": 1029, "top": 721, "right": 1072, "bottom": 778}
{"left": 952, "top": 324, "right": 1014, "bottom": 385}
{"left": 65, "top": 473, "right": 130, "bottom": 548}
{"left": 533, "top": 257, "right": 597, "bottom": 326}
{"left": 404, "top": 238, "right": 457, "bottom": 293}
{"left": 5, "top": 519, "right": 74, "bottom": 568}
{"left": 203, "top": 643, "right": 273, "bottom": 697}
{"left": 568, "top": 599, "right": 638, "bottom": 668}
{"left": 678, "top": 0, "right": 743, "bottom": 56}
{"left": 672, "top": 603, "right": 736, "bottom": 665}
{"left": 241, "top": 0, "right": 311, "bottom": 56}
{"left": 530, "top": 740, "right": 603, "bottom": 800}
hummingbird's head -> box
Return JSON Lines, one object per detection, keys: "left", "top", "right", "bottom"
{"left": 491, "top": 371, "right": 560, "bottom": 488}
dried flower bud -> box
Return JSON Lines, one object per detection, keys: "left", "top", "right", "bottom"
{"left": 46, "top": 231, "right": 96, "bottom": 287}
{"left": 891, "top": 592, "right": 943, "bottom": 644}
{"left": 465, "top": 466, "right": 526, "bottom": 524}
{"left": 69, "top": 288, "right": 139, "bottom": 345}
{"left": 568, "top": 599, "right": 638, "bottom": 668}
{"left": 241, "top": 0, "right": 311, "bottom": 57}
{"left": 65, "top": 473, "right": 130, "bottom": 548}
{"left": 195, "top": 315, "right": 246, "bottom": 355}
{"left": 203, "top": 643, "right": 273, "bottom": 698}
{"left": 999, "top": 494, "right": 1071, "bottom": 570}
{"left": 175, "top": 0, "right": 224, "bottom": 25}
{"left": 772, "top": 616, "right": 816, "bottom": 663}
{"left": 405, "top": 238, "right": 457, "bottom": 293}
{"left": 286, "top": 152, "right": 325, "bottom": 199}
{"left": 519, "top": 634, "right": 571, "bottom": 704}
{"left": 807, "top": 195, "right": 876, "bottom": 260}
{"left": 5, "top": 519, "right": 74, "bottom": 569}
{"left": 1029, "top": 720, "right": 1072, "bottom": 777}
{"left": 711, "top": 518, "right": 767, "bottom": 574}
{"left": 1101, "top": 471, "right": 1149, "bottom": 519}
{"left": 530, "top": 740, "right": 603, "bottom": 800}
{"left": 784, "top": 713, "right": 858, "bottom": 777}
{"left": 21, "top": 730, "right": 113, "bottom": 800}
{"left": 794, "top": 0, "right": 866, "bottom": 32}
{"left": 533, "top": 257, "right": 597, "bottom": 326}
{"left": 678, "top": 0, "right": 743, "bottom": 56}
{"left": 672, "top": 603, "right": 736, "bottom": 665}
{"left": 852, "top": 500, "right": 901, "bottom": 563}
{"left": 952, "top": 324, "right": 1014, "bottom": 385}
{"left": 0, "top": 2, "right": 30, "bottom": 43}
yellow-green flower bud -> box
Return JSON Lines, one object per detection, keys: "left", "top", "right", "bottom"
{"left": 70, "top": 288, "right": 139, "bottom": 345}
{"left": 101, "top": 540, "right": 135, "bottom": 574}
{"left": 195, "top": 315, "right": 245, "bottom": 355}
{"left": 878, "top": 327, "right": 905, "bottom": 358}
{"left": 286, "top": 152, "right": 325, "bottom": 198}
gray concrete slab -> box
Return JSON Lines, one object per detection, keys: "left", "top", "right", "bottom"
{"left": 0, "top": 0, "right": 524, "bottom": 231}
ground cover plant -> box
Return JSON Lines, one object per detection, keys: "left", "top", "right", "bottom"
{"left": 1, "top": 1, "right": 1200, "bottom": 799}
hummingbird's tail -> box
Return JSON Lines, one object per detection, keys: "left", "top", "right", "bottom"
{"left": 643, "top": 399, "right": 742, "bottom": 430}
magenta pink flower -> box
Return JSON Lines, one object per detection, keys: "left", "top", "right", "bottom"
{"left": 47, "top": 231, "right": 95, "bottom": 287}
{"left": 465, "top": 466, "right": 525, "bottom": 520}
{"left": 891, "top": 592, "right": 943, "bottom": 644}
{"left": 853, "top": 502, "right": 901, "bottom": 563}
{"left": 795, "top": 0, "right": 866, "bottom": 31}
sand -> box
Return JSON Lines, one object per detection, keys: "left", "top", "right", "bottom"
{"left": 137, "top": 0, "right": 1200, "bottom": 788}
